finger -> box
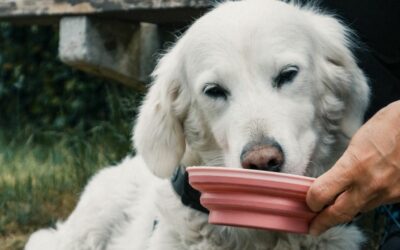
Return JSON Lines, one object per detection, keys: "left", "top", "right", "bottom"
{"left": 309, "top": 186, "right": 366, "bottom": 235}
{"left": 306, "top": 152, "right": 357, "bottom": 212}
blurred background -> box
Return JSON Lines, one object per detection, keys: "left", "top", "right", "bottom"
{"left": 0, "top": 23, "right": 141, "bottom": 249}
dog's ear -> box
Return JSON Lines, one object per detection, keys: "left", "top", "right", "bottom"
{"left": 310, "top": 11, "right": 370, "bottom": 139}
{"left": 133, "top": 43, "right": 189, "bottom": 178}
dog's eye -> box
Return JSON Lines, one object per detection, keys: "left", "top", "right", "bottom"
{"left": 274, "top": 65, "right": 299, "bottom": 88}
{"left": 203, "top": 84, "right": 229, "bottom": 100}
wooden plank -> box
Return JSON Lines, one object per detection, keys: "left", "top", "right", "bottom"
{"left": 0, "top": 0, "right": 212, "bottom": 24}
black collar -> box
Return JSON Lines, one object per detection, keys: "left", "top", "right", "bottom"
{"left": 171, "top": 166, "right": 209, "bottom": 214}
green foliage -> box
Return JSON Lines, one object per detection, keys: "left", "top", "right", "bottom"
{"left": 0, "top": 23, "right": 144, "bottom": 247}
{"left": 0, "top": 127, "right": 130, "bottom": 237}
{"left": 0, "top": 22, "right": 141, "bottom": 131}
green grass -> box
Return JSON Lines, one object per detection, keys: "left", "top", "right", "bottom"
{"left": 0, "top": 22, "right": 145, "bottom": 250}
{"left": 0, "top": 122, "right": 137, "bottom": 250}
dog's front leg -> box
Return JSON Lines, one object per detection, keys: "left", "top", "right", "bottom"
{"left": 26, "top": 156, "right": 152, "bottom": 250}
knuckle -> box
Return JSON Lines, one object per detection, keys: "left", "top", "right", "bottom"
{"left": 367, "top": 170, "right": 394, "bottom": 195}
{"left": 328, "top": 205, "right": 354, "bottom": 223}
{"left": 344, "top": 149, "right": 362, "bottom": 167}
{"left": 309, "top": 183, "right": 328, "bottom": 204}
{"left": 369, "top": 179, "right": 386, "bottom": 193}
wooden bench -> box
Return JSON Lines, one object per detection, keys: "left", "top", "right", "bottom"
{"left": 0, "top": 0, "right": 211, "bottom": 24}
{"left": 0, "top": 0, "right": 213, "bottom": 90}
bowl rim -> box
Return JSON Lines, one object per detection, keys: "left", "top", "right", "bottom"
{"left": 186, "top": 166, "right": 315, "bottom": 186}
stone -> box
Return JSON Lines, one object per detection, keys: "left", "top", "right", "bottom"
{"left": 59, "top": 16, "right": 160, "bottom": 90}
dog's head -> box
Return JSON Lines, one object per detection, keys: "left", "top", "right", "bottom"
{"left": 134, "top": 0, "right": 369, "bottom": 178}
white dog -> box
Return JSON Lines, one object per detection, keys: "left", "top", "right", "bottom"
{"left": 26, "top": 0, "right": 370, "bottom": 249}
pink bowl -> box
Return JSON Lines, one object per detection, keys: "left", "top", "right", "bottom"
{"left": 187, "top": 167, "right": 316, "bottom": 234}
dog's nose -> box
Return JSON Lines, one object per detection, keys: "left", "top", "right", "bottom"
{"left": 240, "top": 138, "right": 284, "bottom": 172}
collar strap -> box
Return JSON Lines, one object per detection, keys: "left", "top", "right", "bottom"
{"left": 171, "top": 166, "right": 209, "bottom": 214}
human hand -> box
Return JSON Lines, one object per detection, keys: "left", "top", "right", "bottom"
{"left": 306, "top": 100, "right": 400, "bottom": 235}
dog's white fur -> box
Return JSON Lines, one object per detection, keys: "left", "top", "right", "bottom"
{"left": 25, "top": 0, "right": 370, "bottom": 249}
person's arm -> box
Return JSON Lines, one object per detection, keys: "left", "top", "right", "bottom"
{"left": 306, "top": 100, "right": 400, "bottom": 235}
